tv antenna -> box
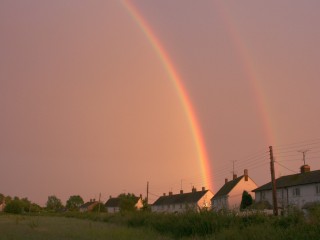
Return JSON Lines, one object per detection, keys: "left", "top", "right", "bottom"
{"left": 298, "top": 149, "right": 310, "bottom": 165}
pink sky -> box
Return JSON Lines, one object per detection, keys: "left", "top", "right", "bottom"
{"left": 1, "top": 0, "right": 320, "bottom": 205}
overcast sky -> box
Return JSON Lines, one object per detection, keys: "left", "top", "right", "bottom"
{"left": 1, "top": 0, "right": 320, "bottom": 205}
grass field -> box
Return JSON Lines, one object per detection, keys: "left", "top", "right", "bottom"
{"left": 0, "top": 214, "right": 172, "bottom": 240}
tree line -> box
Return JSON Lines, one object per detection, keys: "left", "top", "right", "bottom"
{"left": 0, "top": 193, "right": 146, "bottom": 214}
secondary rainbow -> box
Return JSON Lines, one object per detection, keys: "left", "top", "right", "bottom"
{"left": 215, "top": 2, "right": 276, "bottom": 146}
{"left": 122, "top": 0, "right": 213, "bottom": 191}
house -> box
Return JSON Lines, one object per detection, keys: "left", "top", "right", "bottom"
{"left": 151, "top": 187, "right": 214, "bottom": 213}
{"left": 253, "top": 165, "right": 320, "bottom": 210}
{"left": 0, "top": 201, "right": 5, "bottom": 212}
{"left": 105, "top": 195, "right": 143, "bottom": 213}
{"left": 211, "top": 169, "right": 257, "bottom": 211}
{"left": 79, "top": 199, "right": 99, "bottom": 212}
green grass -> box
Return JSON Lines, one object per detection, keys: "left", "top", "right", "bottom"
{"left": 0, "top": 214, "right": 171, "bottom": 240}
{"left": 1, "top": 207, "right": 320, "bottom": 240}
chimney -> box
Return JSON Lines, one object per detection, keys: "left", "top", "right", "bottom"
{"left": 233, "top": 174, "right": 237, "bottom": 180}
{"left": 169, "top": 191, "right": 173, "bottom": 196}
{"left": 225, "top": 178, "right": 228, "bottom": 184}
{"left": 192, "top": 187, "right": 197, "bottom": 193}
{"left": 202, "top": 187, "right": 205, "bottom": 191}
{"left": 180, "top": 190, "right": 183, "bottom": 194}
{"left": 163, "top": 193, "right": 166, "bottom": 196}
{"left": 109, "top": 195, "right": 112, "bottom": 199}
{"left": 140, "top": 194, "right": 142, "bottom": 199}
{"left": 300, "top": 165, "right": 310, "bottom": 173}
{"left": 244, "top": 169, "right": 248, "bottom": 181}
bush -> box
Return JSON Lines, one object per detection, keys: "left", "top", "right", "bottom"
{"left": 4, "top": 200, "right": 23, "bottom": 214}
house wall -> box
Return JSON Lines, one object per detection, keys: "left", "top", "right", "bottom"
{"left": 213, "top": 177, "right": 257, "bottom": 211}
{"left": 107, "top": 206, "right": 120, "bottom": 213}
{"left": 212, "top": 196, "right": 228, "bottom": 211}
{"left": 151, "top": 203, "right": 195, "bottom": 213}
{"left": 151, "top": 191, "right": 214, "bottom": 213}
{"left": 135, "top": 199, "right": 143, "bottom": 210}
{"left": 256, "top": 183, "right": 320, "bottom": 209}
{"left": 197, "top": 191, "right": 214, "bottom": 210}
{"left": 228, "top": 178, "right": 257, "bottom": 211}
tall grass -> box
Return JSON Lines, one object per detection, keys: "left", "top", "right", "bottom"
{"left": 2, "top": 206, "right": 320, "bottom": 239}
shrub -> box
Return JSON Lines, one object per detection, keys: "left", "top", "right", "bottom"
{"left": 4, "top": 200, "right": 23, "bottom": 214}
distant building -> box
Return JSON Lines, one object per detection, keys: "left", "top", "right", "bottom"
{"left": 105, "top": 196, "right": 143, "bottom": 213}
{"left": 253, "top": 165, "right": 320, "bottom": 210}
{"left": 0, "top": 201, "right": 5, "bottom": 212}
{"left": 211, "top": 169, "right": 257, "bottom": 211}
{"left": 151, "top": 187, "right": 214, "bottom": 213}
{"left": 79, "top": 199, "right": 99, "bottom": 212}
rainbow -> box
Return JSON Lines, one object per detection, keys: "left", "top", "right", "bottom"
{"left": 215, "top": 2, "right": 275, "bottom": 146}
{"left": 121, "top": 0, "right": 214, "bottom": 191}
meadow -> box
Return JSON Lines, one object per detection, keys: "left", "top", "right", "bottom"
{"left": 1, "top": 207, "right": 320, "bottom": 240}
{"left": 0, "top": 214, "right": 171, "bottom": 240}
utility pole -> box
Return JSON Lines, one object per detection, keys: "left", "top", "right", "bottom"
{"left": 97, "top": 192, "right": 101, "bottom": 215}
{"left": 269, "top": 146, "right": 278, "bottom": 216}
{"left": 146, "top": 181, "right": 149, "bottom": 205}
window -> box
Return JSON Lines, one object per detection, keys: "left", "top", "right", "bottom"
{"left": 292, "top": 188, "right": 300, "bottom": 197}
{"left": 316, "top": 185, "right": 320, "bottom": 195}
{"left": 261, "top": 192, "right": 266, "bottom": 200}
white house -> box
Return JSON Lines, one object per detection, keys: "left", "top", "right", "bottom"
{"left": 253, "top": 165, "right": 320, "bottom": 210}
{"left": 151, "top": 187, "right": 214, "bottom": 213}
{"left": 211, "top": 169, "right": 257, "bottom": 211}
{"left": 105, "top": 196, "right": 143, "bottom": 213}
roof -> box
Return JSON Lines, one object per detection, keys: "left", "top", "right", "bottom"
{"left": 212, "top": 176, "right": 243, "bottom": 199}
{"left": 253, "top": 170, "right": 320, "bottom": 192}
{"left": 80, "top": 201, "right": 98, "bottom": 209}
{"left": 152, "top": 190, "right": 210, "bottom": 206}
{"left": 105, "top": 196, "right": 140, "bottom": 207}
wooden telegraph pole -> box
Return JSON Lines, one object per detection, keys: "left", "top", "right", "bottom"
{"left": 269, "top": 146, "right": 278, "bottom": 216}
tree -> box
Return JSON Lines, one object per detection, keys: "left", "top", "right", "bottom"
{"left": 66, "top": 195, "right": 84, "bottom": 211}
{"left": 5, "top": 196, "right": 12, "bottom": 204}
{"left": 118, "top": 193, "right": 138, "bottom": 213}
{"left": 240, "top": 191, "right": 253, "bottom": 211}
{"left": 46, "top": 195, "right": 63, "bottom": 212}
{"left": 92, "top": 203, "right": 106, "bottom": 212}
{"left": 4, "top": 199, "right": 23, "bottom": 214}
{"left": 141, "top": 197, "right": 151, "bottom": 212}
{"left": 0, "top": 193, "right": 4, "bottom": 203}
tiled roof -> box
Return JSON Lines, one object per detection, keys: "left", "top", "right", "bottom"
{"left": 80, "top": 201, "right": 97, "bottom": 209}
{"left": 253, "top": 170, "right": 320, "bottom": 192}
{"left": 212, "top": 176, "right": 243, "bottom": 199}
{"left": 152, "top": 190, "right": 209, "bottom": 206}
{"left": 105, "top": 197, "right": 140, "bottom": 207}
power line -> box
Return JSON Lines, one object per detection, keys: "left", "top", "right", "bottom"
{"left": 275, "top": 161, "right": 298, "bottom": 174}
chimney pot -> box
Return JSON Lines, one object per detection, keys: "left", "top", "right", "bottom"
{"left": 169, "top": 191, "right": 173, "bottom": 196}
{"left": 180, "top": 190, "right": 183, "bottom": 194}
{"left": 300, "top": 165, "right": 310, "bottom": 173}
{"left": 202, "top": 187, "right": 205, "bottom": 191}
{"left": 233, "top": 174, "right": 237, "bottom": 180}
{"left": 163, "top": 193, "right": 166, "bottom": 196}
{"left": 225, "top": 178, "right": 228, "bottom": 184}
